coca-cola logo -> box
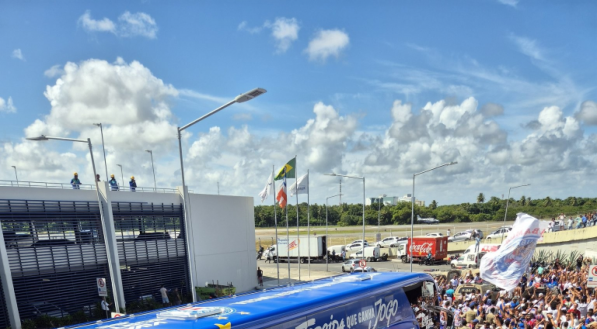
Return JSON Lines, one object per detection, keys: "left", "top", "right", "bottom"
{"left": 411, "top": 242, "right": 432, "bottom": 254}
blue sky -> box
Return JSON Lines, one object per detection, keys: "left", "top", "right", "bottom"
{"left": 1, "top": 1, "right": 596, "bottom": 206}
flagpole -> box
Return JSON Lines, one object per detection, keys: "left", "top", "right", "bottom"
{"left": 295, "top": 155, "right": 300, "bottom": 282}
{"left": 272, "top": 165, "right": 280, "bottom": 286}
{"left": 307, "top": 169, "right": 311, "bottom": 278}
{"left": 285, "top": 171, "right": 290, "bottom": 284}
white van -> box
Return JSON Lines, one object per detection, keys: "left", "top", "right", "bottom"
{"left": 451, "top": 251, "right": 486, "bottom": 269}
{"left": 350, "top": 246, "right": 381, "bottom": 262}
{"left": 463, "top": 243, "right": 500, "bottom": 255}
{"left": 327, "top": 245, "right": 346, "bottom": 255}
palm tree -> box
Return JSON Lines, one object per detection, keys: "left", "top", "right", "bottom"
{"left": 429, "top": 200, "right": 438, "bottom": 209}
{"left": 520, "top": 195, "right": 526, "bottom": 206}
{"left": 544, "top": 197, "right": 552, "bottom": 207}
{"left": 477, "top": 193, "right": 485, "bottom": 203}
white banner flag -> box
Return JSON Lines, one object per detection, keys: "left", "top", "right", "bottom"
{"left": 289, "top": 173, "right": 309, "bottom": 197}
{"left": 258, "top": 172, "right": 274, "bottom": 203}
{"left": 480, "top": 213, "right": 549, "bottom": 291}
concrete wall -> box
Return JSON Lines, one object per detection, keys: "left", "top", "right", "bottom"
{"left": 187, "top": 193, "right": 257, "bottom": 294}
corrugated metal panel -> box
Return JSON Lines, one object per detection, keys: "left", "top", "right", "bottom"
{"left": 112, "top": 202, "right": 190, "bottom": 304}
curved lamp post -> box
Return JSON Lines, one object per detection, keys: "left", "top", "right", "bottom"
{"left": 501, "top": 184, "right": 530, "bottom": 243}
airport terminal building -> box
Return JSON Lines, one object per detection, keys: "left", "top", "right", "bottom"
{"left": 0, "top": 181, "right": 256, "bottom": 328}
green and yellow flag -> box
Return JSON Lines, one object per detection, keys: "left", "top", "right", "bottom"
{"left": 274, "top": 158, "right": 296, "bottom": 181}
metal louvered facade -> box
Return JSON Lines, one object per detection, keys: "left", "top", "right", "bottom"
{"left": 0, "top": 277, "right": 8, "bottom": 329}
{"left": 0, "top": 199, "right": 189, "bottom": 326}
{"left": 112, "top": 202, "right": 189, "bottom": 304}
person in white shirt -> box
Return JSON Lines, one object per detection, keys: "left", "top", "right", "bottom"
{"left": 160, "top": 285, "right": 170, "bottom": 306}
{"left": 101, "top": 297, "right": 112, "bottom": 319}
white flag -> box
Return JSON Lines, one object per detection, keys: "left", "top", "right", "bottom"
{"left": 289, "top": 173, "right": 309, "bottom": 197}
{"left": 258, "top": 172, "right": 273, "bottom": 203}
{"left": 480, "top": 213, "right": 549, "bottom": 291}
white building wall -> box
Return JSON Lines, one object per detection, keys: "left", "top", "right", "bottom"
{"left": 187, "top": 193, "right": 257, "bottom": 294}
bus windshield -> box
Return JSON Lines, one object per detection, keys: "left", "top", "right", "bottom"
{"left": 67, "top": 272, "right": 441, "bottom": 329}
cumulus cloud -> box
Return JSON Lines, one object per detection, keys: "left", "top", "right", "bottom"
{"left": 78, "top": 10, "right": 157, "bottom": 39}
{"left": 44, "top": 64, "right": 65, "bottom": 78}
{"left": 576, "top": 101, "right": 597, "bottom": 125}
{"left": 305, "top": 29, "right": 350, "bottom": 62}
{"left": 12, "top": 49, "right": 25, "bottom": 61}
{"left": 0, "top": 97, "right": 16, "bottom": 113}
{"left": 238, "top": 17, "right": 299, "bottom": 53}
{"left": 498, "top": 0, "right": 519, "bottom": 7}
{"left": 265, "top": 18, "right": 300, "bottom": 53}
{"left": 480, "top": 103, "right": 504, "bottom": 117}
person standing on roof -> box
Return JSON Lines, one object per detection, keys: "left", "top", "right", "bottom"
{"left": 129, "top": 176, "right": 137, "bottom": 192}
{"left": 71, "top": 172, "right": 81, "bottom": 189}
{"left": 108, "top": 174, "right": 119, "bottom": 191}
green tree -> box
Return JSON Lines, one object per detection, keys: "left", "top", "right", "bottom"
{"left": 477, "top": 193, "right": 485, "bottom": 203}
{"left": 520, "top": 195, "right": 526, "bottom": 206}
{"left": 429, "top": 200, "right": 438, "bottom": 209}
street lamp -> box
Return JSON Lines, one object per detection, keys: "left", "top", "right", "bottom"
{"left": 502, "top": 184, "right": 530, "bottom": 243}
{"left": 177, "top": 87, "right": 266, "bottom": 301}
{"left": 93, "top": 123, "right": 109, "bottom": 181}
{"left": 325, "top": 194, "right": 342, "bottom": 271}
{"left": 378, "top": 194, "right": 386, "bottom": 236}
{"left": 11, "top": 166, "right": 18, "bottom": 185}
{"left": 26, "top": 135, "right": 125, "bottom": 311}
{"left": 116, "top": 164, "right": 124, "bottom": 187}
{"left": 145, "top": 150, "right": 157, "bottom": 191}
{"left": 410, "top": 161, "right": 458, "bottom": 272}
{"left": 326, "top": 173, "right": 366, "bottom": 261}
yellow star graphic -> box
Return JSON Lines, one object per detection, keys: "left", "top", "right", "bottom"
{"left": 215, "top": 322, "right": 231, "bottom": 329}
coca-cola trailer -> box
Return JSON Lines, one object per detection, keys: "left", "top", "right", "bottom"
{"left": 406, "top": 236, "right": 448, "bottom": 262}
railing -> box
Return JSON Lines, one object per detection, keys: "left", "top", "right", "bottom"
{"left": 0, "top": 180, "right": 95, "bottom": 190}
{"left": 0, "top": 180, "right": 187, "bottom": 193}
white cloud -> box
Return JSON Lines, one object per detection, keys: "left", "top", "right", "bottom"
{"left": 78, "top": 10, "right": 116, "bottom": 34}
{"left": 576, "top": 101, "right": 597, "bottom": 125}
{"left": 12, "top": 49, "right": 25, "bottom": 61}
{"left": 0, "top": 97, "right": 16, "bottom": 113}
{"left": 497, "top": 0, "right": 519, "bottom": 7}
{"left": 510, "top": 35, "right": 545, "bottom": 61}
{"left": 118, "top": 11, "right": 158, "bottom": 39}
{"left": 44, "top": 64, "right": 65, "bottom": 78}
{"left": 78, "top": 10, "right": 157, "bottom": 39}
{"left": 305, "top": 29, "right": 350, "bottom": 62}
{"left": 237, "top": 21, "right": 263, "bottom": 34}
{"left": 265, "top": 17, "right": 300, "bottom": 53}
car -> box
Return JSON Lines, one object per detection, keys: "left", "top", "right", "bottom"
{"left": 375, "top": 236, "right": 404, "bottom": 248}
{"left": 454, "top": 282, "right": 501, "bottom": 300}
{"left": 425, "top": 232, "right": 443, "bottom": 237}
{"left": 352, "top": 266, "right": 377, "bottom": 273}
{"left": 31, "top": 239, "right": 75, "bottom": 247}
{"left": 345, "top": 240, "right": 368, "bottom": 248}
{"left": 450, "top": 256, "right": 465, "bottom": 268}
{"left": 346, "top": 242, "right": 369, "bottom": 252}
{"left": 31, "top": 301, "right": 68, "bottom": 318}
{"left": 485, "top": 227, "right": 512, "bottom": 240}
{"left": 341, "top": 259, "right": 360, "bottom": 272}
{"left": 448, "top": 231, "right": 474, "bottom": 242}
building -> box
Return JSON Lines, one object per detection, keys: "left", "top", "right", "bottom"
{"left": 398, "top": 194, "right": 425, "bottom": 207}
{"left": 0, "top": 181, "right": 256, "bottom": 328}
{"left": 365, "top": 196, "right": 399, "bottom": 206}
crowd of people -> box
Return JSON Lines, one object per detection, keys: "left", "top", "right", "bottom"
{"left": 421, "top": 256, "right": 597, "bottom": 329}
{"left": 69, "top": 172, "right": 138, "bottom": 191}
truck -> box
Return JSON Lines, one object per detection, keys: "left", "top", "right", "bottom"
{"left": 263, "top": 236, "right": 327, "bottom": 263}
{"left": 349, "top": 246, "right": 381, "bottom": 262}
{"left": 463, "top": 243, "right": 499, "bottom": 255}
{"left": 400, "top": 236, "right": 448, "bottom": 263}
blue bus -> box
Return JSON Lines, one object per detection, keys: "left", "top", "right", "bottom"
{"left": 67, "top": 272, "right": 440, "bottom": 329}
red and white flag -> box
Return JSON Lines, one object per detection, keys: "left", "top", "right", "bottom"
{"left": 276, "top": 178, "right": 287, "bottom": 208}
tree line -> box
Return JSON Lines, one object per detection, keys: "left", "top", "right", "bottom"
{"left": 254, "top": 195, "right": 597, "bottom": 227}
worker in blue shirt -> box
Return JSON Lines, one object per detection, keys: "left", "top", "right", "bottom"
{"left": 129, "top": 176, "right": 137, "bottom": 192}
{"left": 70, "top": 172, "right": 81, "bottom": 189}
{"left": 108, "top": 174, "right": 119, "bottom": 191}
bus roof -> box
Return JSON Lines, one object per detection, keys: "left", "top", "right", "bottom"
{"left": 68, "top": 272, "right": 432, "bottom": 329}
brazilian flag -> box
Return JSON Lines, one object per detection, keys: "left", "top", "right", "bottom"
{"left": 274, "top": 158, "right": 296, "bottom": 181}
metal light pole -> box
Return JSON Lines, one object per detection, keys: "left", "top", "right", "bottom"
{"left": 502, "top": 184, "right": 530, "bottom": 243}
{"left": 116, "top": 164, "right": 124, "bottom": 187}
{"left": 378, "top": 194, "right": 386, "bottom": 237}
{"left": 11, "top": 166, "right": 18, "bottom": 185}
{"left": 146, "top": 150, "right": 157, "bottom": 191}
{"left": 93, "top": 123, "right": 108, "bottom": 181}
{"left": 410, "top": 161, "right": 458, "bottom": 272}
{"left": 326, "top": 194, "right": 342, "bottom": 271}
{"left": 26, "top": 135, "right": 125, "bottom": 311}
{"left": 326, "top": 173, "right": 366, "bottom": 260}
{"left": 177, "top": 88, "right": 266, "bottom": 301}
